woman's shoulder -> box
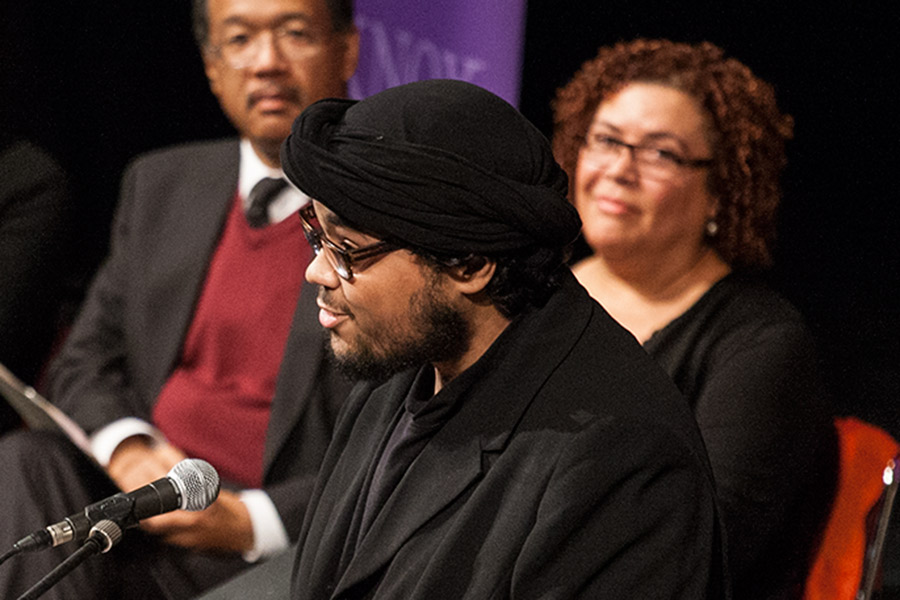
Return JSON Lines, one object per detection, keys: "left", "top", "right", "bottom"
{"left": 646, "top": 271, "right": 816, "bottom": 368}
{"left": 689, "top": 272, "right": 808, "bottom": 332}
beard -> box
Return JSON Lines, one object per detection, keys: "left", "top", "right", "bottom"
{"left": 326, "top": 284, "right": 471, "bottom": 382}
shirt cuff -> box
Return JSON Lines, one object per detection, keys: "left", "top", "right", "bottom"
{"left": 239, "top": 489, "right": 290, "bottom": 563}
{"left": 89, "top": 418, "right": 166, "bottom": 467}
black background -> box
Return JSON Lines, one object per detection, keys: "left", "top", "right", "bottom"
{"left": 2, "top": 0, "right": 898, "bottom": 491}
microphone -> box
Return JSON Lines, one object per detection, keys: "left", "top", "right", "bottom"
{"left": 12, "top": 458, "right": 219, "bottom": 553}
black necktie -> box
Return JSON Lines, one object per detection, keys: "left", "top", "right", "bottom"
{"left": 246, "top": 177, "right": 287, "bottom": 228}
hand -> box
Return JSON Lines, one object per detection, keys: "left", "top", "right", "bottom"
{"left": 106, "top": 435, "right": 185, "bottom": 493}
{"left": 106, "top": 436, "right": 254, "bottom": 553}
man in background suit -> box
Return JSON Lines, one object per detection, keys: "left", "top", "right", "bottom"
{"left": 0, "top": 0, "right": 358, "bottom": 598}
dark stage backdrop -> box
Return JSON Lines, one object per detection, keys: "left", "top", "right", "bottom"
{"left": 2, "top": 2, "right": 898, "bottom": 569}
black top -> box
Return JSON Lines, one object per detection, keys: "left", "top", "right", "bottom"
{"left": 644, "top": 272, "right": 837, "bottom": 599}
{"left": 358, "top": 367, "right": 461, "bottom": 541}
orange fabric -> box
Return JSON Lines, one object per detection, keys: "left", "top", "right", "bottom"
{"left": 804, "top": 417, "right": 900, "bottom": 600}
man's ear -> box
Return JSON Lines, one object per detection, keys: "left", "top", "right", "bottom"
{"left": 340, "top": 26, "right": 361, "bottom": 83}
{"left": 203, "top": 50, "right": 223, "bottom": 102}
{"left": 447, "top": 257, "right": 496, "bottom": 295}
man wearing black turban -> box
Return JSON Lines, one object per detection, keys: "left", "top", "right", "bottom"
{"left": 283, "top": 79, "right": 728, "bottom": 598}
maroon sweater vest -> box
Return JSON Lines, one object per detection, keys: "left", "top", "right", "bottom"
{"left": 153, "top": 194, "right": 310, "bottom": 487}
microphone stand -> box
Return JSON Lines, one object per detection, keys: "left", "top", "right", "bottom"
{"left": 16, "top": 520, "right": 123, "bottom": 600}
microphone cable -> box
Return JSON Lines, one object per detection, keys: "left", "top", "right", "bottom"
{"left": 0, "top": 546, "right": 17, "bottom": 567}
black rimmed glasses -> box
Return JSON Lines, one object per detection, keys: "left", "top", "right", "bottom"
{"left": 299, "top": 204, "right": 396, "bottom": 281}
{"left": 581, "top": 133, "right": 714, "bottom": 180}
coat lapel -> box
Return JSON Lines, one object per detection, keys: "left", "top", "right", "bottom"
{"left": 334, "top": 431, "right": 484, "bottom": 595}
{"left": 263, "top": 276, "right": 326, "bottom": 473}
{"left": 141, "top": 141, "right": 239, "bottom": 396}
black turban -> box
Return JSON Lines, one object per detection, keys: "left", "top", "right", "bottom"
{"left": 280, "top": 79, "right": 581, "bottom": 255}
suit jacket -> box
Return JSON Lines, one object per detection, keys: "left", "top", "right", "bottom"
{"left": 292, "top": 273, "right": 728, "bottom": 599}
{"left": 47, "top": 138, "right": 351, "bottom": 537}
{"left": 0, "top": 139, "right": 69, "bottom": 388}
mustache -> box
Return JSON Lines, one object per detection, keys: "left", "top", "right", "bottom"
{"left": 317, "top": 288, "right": 353, "bottom": 318}
{"left": 247, "top": 85, "right": 302, "bottom": 109}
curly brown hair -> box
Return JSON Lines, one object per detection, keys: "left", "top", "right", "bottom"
{"left": 552, "top": 39, "right": 793, "bottom": 269}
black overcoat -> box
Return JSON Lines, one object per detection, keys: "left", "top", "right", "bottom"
{"left": 292, "top": 274, "right": 728, "bottom": 599}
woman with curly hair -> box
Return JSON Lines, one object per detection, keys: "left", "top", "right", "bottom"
{"left": 553, "top": 39, "right": 837, "bottom": 598}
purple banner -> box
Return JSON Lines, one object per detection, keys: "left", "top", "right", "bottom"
{"left": 349, "top": 0, "right": 527, "bottom": 107}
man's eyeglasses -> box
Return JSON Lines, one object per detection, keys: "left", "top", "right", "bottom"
{"left": 581, "top": 133, "right": 713, "bottom": 180}
{"left": 207, "top": 24, "right": 324, "bottom": 70}
{"left": 299, "top": 204, "right": 396, "bottom": 281}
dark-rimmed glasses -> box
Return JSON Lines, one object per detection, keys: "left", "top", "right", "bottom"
{"left": 582, "top": 133, "right": 713, "bottom": 180}
{"left": 299, "top": 204, "right": 396, "bottom": 280}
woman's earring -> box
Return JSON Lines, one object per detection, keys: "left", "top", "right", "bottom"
{"left": 705, "top": 219, "right": 719, "bottom": 237}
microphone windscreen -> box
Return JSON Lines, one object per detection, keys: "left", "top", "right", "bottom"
{"left": 168, "top": 459, "right": 220, "bottom": 511}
